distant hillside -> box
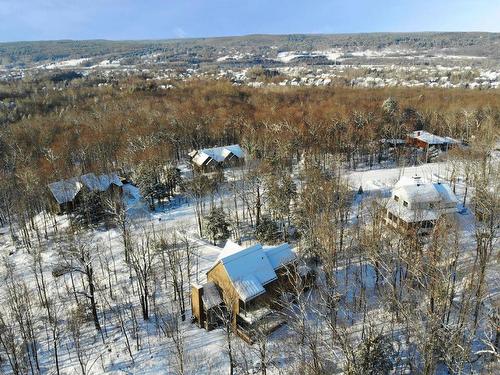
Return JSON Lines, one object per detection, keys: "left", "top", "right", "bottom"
{"left": 1, "top": 32, "right": 500, "bottom": 69}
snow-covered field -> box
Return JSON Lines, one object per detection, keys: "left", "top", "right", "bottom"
{"left": 39, "top": 58, "right": 90, "bottom": 69}
{"left": 276, "top": 49, "right": 343, "bottom": 63}
{"left": 275, "top": 47, "right": 487, "bottom": 64}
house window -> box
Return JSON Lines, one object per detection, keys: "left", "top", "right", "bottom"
{"left": 403, "top": 201, "right": 409, "bottom": 207}
{"left": 239, "top": 300, "right": 247, "bottom": 316}
{"left": 421, "top": 221, "right": 434, "bottom": 229}
{"left": 394, "top": 195, "right": 399, "bottom": 202}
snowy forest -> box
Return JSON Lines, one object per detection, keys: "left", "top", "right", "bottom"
{"left": 0, "top": 77, "right": 499, "bottom": 374}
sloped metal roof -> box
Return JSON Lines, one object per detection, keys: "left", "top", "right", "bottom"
{"left": 263, "top": 243, "right": 296, "bottom": 270}
{"left": 190, "top": 144, "right": 245, "bottom": 166}
{"left": 233, "top": 275, "right": 267, "bottom": 302}
{"left": 202, "top": 281, "right": 223, "bottom": 309}
{"left": 48, "top": 178, "right": 82, "bottom": 204}
{"left": 211, "top": 240, "right": 296, "bottom": 303}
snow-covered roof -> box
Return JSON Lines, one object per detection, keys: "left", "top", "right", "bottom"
{"left": 233, "top": 275, "right": 267, "bottom": 302}
{"left": 394, "top": 183, "right": 441, "bottom": 203}
{"left": 192, "top": 152, "right": 212, "bottom": 167}
{"left": 81, "top": 173, "right": 123, "bottom": 192}
{"left": 202, "top": 281, "right": 223, "bottom": 309}
{"left": 222, "top": 144, "right": 245, "bottom": 158}
{"left": 216, "top": 239, "right": 245, "bottom": 261}
{"left": 48, "top": 178, "right": 82, "bottom": 204}
{"left": 410, "top": 131, "right": 460, "bottom": 145}
{"left": 211, "top": 240, "right": 296, "bottom": 302}
{"left": 263, "top": 243, "right": 296, "bottom": 270}
{"left": 48, "top": 172, "right": 122, "bottom": 204}
{"left": 190, "top": 144, "right": 245, "bottom": 166}
{"left": 394, "top": 175, "right": 425, "bottom": 189}
{"left": 433, "top": 182, "right": 458, "bottom": 204}
{"left": 393, "top": 176, "right": 458, "bottom": 205}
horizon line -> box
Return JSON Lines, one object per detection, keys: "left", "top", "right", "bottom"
{"left": 1, "top": 30, "right": 499, "bottom": 44}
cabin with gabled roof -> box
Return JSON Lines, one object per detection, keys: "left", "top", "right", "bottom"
{"left": 191, "top": 240, "right": 297, "bottom": 342}
{"left": 188, "top": 144, "right": 245, "bottom": 171}
{"left": 47, "top": 177, "right": 84, "bottom": 213}
{"left": 407, "top": 130, "right": 460, "bottom": 150}
{"left": 48, "top": 172, "right": 123, "bottom": 213}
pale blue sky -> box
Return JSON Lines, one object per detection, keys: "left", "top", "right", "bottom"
{"left": 0, "top": 0, "right": 499, "bottom": 42}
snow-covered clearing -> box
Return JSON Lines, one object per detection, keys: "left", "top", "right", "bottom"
{"left": 40, "top": 58, "right": 90, "bottom": 69}
{"left": 346, "top": 162, "right": 451, "bottom": 193}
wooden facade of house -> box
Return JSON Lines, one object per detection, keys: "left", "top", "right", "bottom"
{"left": 48, "top": 192, "right": 81, "bottom": 214}
{"left": 191, "top": 241, "right": 298, "bottom": 343}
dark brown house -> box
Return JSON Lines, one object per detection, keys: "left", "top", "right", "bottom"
{"left": 48, "top": 173, "right": 123, "bottom": 214}
{"left": 188, "top": 145, "right": 245, "bottom": 172}
{"left": 407, "top": 130, "right": 460, "bottom": 151}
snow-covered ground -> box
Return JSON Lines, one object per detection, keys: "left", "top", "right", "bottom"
{"left": 0, "top": 158, "right": 497, "bottom": 374}
{"left": 346, "top": 161, "right": 451, "bottom": 193}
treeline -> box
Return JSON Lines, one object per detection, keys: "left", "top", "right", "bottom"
{"left": 0, "top": 40, "right": 166, "bottom": 67}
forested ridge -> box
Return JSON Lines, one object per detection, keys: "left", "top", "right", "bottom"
{"left": 2, "top": 32, "right": 500, "bottom": 67}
